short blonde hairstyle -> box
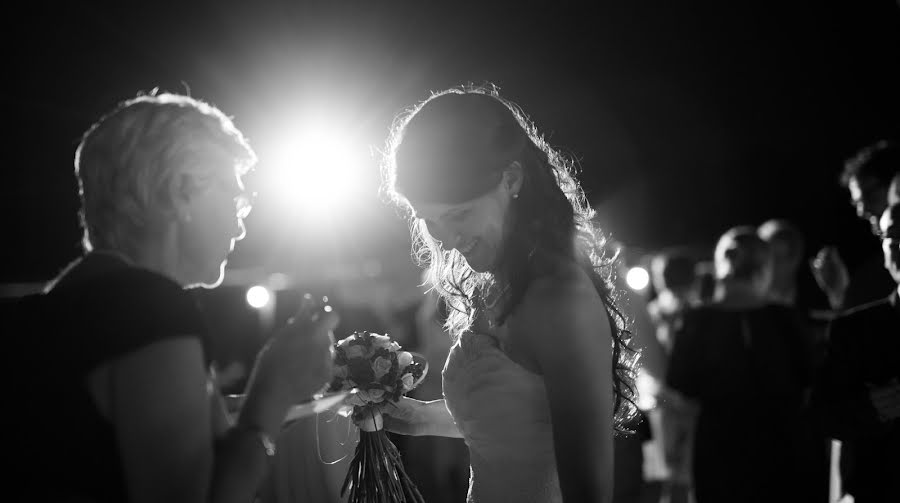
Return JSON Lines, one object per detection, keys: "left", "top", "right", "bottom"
{"left": 75, "top": 92, "right": 256, "bottom": 256}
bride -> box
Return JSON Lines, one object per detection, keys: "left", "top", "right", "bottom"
{"left": 376, "top": 85, "right": 639, "bottom": 502}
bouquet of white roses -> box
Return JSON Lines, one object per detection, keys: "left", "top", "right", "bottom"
{"left": 327, "top": 331, "right": 427, "bottom": 503}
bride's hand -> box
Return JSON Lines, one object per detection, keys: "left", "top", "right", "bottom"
{"left": 350, "top": 397, "right": 424, "bottom": 436}
{"left": 379, "top": 397, "right": 421, "bottom": 423}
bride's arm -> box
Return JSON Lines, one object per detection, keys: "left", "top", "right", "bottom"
{"left": 516, "top": 268, "right": 615, "bottom": 503}
{"left": 380, "top": 397, "right": 463, "bottom": 438}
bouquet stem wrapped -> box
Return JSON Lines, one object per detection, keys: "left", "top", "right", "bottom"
{"left": 328, "top": 331, "right": 427, "bottom": 503}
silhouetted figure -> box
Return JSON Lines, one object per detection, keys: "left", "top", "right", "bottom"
{"left": 7, "top": 92, "right": 336, "bottom": 503}
{"left": 812, "top": 203, "right": 900, "bottom": 503}
{"left": 813, "top": 140, "right": 898, "bottom": 310}
{"left": 665, "top": 227, "right": 822, "bottom": 503}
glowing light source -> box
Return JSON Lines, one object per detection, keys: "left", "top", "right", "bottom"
{"left": 246, "top": 285, "right": 272, "bottom": 309}
{"left": 264, "top": 121, "right": 364, "bottom": 218}
{"left": 626, "top": 267, "right": 650, "bottom": 291}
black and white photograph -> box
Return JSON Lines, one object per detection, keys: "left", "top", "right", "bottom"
{"left": 2, "top": 1, "right": 898, "bottom": 502}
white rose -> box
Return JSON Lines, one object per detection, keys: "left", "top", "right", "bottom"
{"left": 372, "top": 356, "right": 393, "bottom": 380}
{"left": 346, "top": 391, "right": 366, "bottom": 407}
{"left": 400, "top": 373, "right": 415, "bottom": 391}
{"left": 398, "top": 351, "right": 413, "bottom": 368}
{"left": 368, "top": 389, "right": 385, "bottom": 402}
{"left": 372, "top": 334, "right": 392, "bottom": 349}
{"left": 345, "top": 345, "right": 365, "bottom": 359}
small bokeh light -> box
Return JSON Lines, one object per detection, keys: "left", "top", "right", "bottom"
{"left": 635, "top": 371, "right": 660, "bottom": 410}
{"left": 626, "top": 266, "right": 650, "bottom": 291}
{"left": 246, "top": 285, "right": 272, "bottom": 309}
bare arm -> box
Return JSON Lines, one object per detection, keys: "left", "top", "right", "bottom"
{"left": 98, "top": 337, "right": 288, "bottom": 503}
{"left": 99, "top": 338, "right": 211, "bottom": 503}
{"left": 213, "top": 304, "right": 338, "bottom": 502}
{"left": 515, "top": 268, "right": 615, "bottom": 503}
{"left": 380, "top": 397, "right": 462, "bottom": 438}
{"left": 98, "top": 302, "right": 336, "bottom": 503}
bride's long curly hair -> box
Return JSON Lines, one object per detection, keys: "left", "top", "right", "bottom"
{"left": 381, "top": 84, "right": 638, "bottom": 430}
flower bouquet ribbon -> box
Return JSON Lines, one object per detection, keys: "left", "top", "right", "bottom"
{"left": 327, "top": 331, "right": 428, "bottom": 503}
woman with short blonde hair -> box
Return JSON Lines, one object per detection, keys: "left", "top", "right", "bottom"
{"left": 12, "top": 91, "right": 337, "bottom": 503}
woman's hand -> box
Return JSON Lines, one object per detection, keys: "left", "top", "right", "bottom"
{"left": 241, "top": 295, "right": 339, "bottom": 434}
{"left": 349, "top": 397, "right": 461, "bottom": 438}
{"left": 350, "top": 396, "right": 424, "bottom": 435}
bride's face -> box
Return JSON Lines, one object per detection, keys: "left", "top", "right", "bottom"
{"left": 412, "top": 183, "right": 514, "bottom": 273}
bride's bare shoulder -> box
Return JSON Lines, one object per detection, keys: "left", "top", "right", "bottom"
{"left": 524, "top": 255, "right": 600, "bottom": 309}
{"left": 510, "top": 256, "right": 613, "bottom": 368}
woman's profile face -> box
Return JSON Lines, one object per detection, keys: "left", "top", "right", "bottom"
{"left": 179, "top": 169, "right": 249, "bottom": 288}
{"left": 412, "top": 181, "right": 514, "bottom": 273}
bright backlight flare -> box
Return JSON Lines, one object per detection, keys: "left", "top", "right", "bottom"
{"left": 266, "top": 125, "right": 363, "bottom": 214}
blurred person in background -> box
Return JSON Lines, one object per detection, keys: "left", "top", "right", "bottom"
{"left": 643, "top": 249, "right": 702, "bottom": 503}
{"left": 812, "top": 203, "right": 900, "bottom": 503}
{"left": 647, "top": 249, "right": 700, "bottom": 354}
{"left": 758, "top": 219, "right": 831, "bottom": 315}
{"left": 663, "top": 226, "right": 823, "bottom": 503}
{"left": 6, "top": 92, "right": 337, "bottom": 503}
{"left": 843, "top": 141, "right": 899, "bottom": 237}
{"left": 757, "top": 219, "right": 832, "bottom": 366}
{"left": 889, "top": 172, "right": 899, "bottom": 206}
{"left": 693, "top": 262, "right": 717, "bottom": 306}
{"left": 757, "top": 218, "right": 832, "bottom": 501}
{"left": 812, "top": 140, "right": 899, "bottom": 311}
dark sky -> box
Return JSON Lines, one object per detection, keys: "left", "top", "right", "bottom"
{"left": 3, "top": 0, "right": 899, "bottom": 284}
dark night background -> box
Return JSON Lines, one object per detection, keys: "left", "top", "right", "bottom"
{"left": 2, "top": 4, "right": 897, "bottom": 500}
{"left": 3, "top": 0, "right": 899, "bottom": 286}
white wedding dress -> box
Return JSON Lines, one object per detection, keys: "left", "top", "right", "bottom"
{"left": 442, "top": 331, "right": 563, "bottom": 503}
